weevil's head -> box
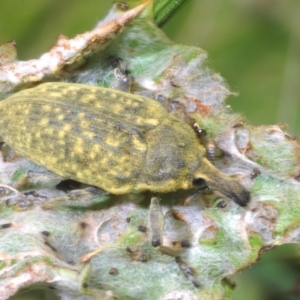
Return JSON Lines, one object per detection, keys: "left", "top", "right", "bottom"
{"left": 193, "top": 158, "right": 250, "bottom": 206}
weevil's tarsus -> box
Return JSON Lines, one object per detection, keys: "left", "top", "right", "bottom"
{"left": 193, "top": 123, "right": 206, "bottom": 137}
{"left": 206, "top": 141, "right": 216, "bottom": 162}
{"left": 108, "top": 55, "right": 125, "bottom": 70}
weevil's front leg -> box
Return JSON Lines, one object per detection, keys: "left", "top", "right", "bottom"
{"left": 149, "top": 196, "right": 164, "bottom": 247}
{"left": 183, "top": 187, "right": 208, "bottom": 206}
{"left": 149, "top": 195, "right": 182, "bottom": 256}
{"left": 149, "top": 196, "right": 201, "bottom": 287}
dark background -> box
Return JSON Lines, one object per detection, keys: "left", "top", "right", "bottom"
{"left": 1, "top": 1, "right": 300, "bottom": 299}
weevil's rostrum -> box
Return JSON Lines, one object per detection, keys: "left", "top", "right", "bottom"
{"left": 0, "top": 83, "right": 250, "bottom": 206}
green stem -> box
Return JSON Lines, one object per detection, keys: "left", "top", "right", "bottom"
{"left": 153, "top": 0, "right": 189, "bottom": 25}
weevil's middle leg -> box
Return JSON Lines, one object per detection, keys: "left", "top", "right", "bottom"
{"left": 149, "top": 196, "right": 183, "bottom": 257}
{"left": 149, "top": 196, "right": 164, "bottom": 247}
{"left": 192, "top": 122, "right": 216, "bottom": 162}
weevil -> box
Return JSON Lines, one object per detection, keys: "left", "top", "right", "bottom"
{"left": 175, "top": 256, "right": 201, "bottom": 288}
{"left": 0, "top": 82, "right": 249, "bottom": 206}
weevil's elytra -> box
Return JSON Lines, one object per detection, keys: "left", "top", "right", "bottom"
{"left": 0, "top": 82, "right": 250, "bottom": 206}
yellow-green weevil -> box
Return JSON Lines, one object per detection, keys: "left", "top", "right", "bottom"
{"left": 0, "top": 82, "right": 250, "bottom": 207}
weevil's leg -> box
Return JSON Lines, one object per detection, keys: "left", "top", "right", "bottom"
{"left": 41, "top": 187, "right": 107, "bottom": 209}
{"left": 192, "top": 123, "right": 206, "bottom": 138}
{"left": 205, "top": 140, "right": 216, "bottom": 162}
{"left": 192, "top": 122, "right": 216, "bottom": 162}
{"left": 175, "top": 256, "right": 201, "bottom": 288}
{"left": 1, "top": 185, "right": 48, "bottom": 209}
{"left": 110, "top": 56, "right": 132, "bottom": 92}
{"left": 149, "top": 196, "right": 164, "bottom": 247}
{"left": 183, "top": 187, "right": 208, "bottom": 206}
{"left": 0, "top": 184, "right": 30, "bottom": 208}
{"left": 149, "top": 198, "right": 192, "bottom": 256}
{"left": 111, "top": 67, "right": 132, "bottom": 92}
{"left": 0, "top": 184, "right": 26, "bottom": 199}
{"left": 192, "top": 122, "right": 207, "bottom": 137}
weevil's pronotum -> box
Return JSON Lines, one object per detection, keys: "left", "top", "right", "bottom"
{"left": 0, "top": 82, "right": 250, "bottom": 206}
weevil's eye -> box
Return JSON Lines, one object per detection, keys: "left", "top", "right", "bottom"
{"left": 192, "top": 178, "right": 207, "bottom": 188}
